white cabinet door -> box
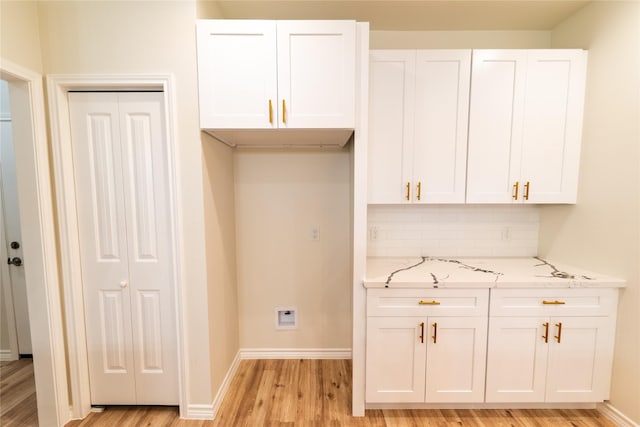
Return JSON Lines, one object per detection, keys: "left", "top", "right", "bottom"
{"left": 366, "top": 316, "right": 426, "bottom": 403}
{"left": 70, "top": 92, "right": 178, "bottom": 405}
{"left": 368, "top": 50, "right": 415, "bottom": 204}
{"left": 276, "top": 20, "right": 355, "bottom": 128}
{"left": 425, "top": 316, "right": 486, "bottom": 402}
{"left": 545, "top": 316, "right": 615, "bottom": 402}
{"left": 520, "top": 50, "right": 587, "bottom": 203}
{"left": 467, "top": 50, "right": 527, "bottom": 204}
{"left": 412, "top": 50, "right": 471, "bottom": 204}
{"left": 368, "top": 49, "right": 471, "bottom": 204}
{"left": 485, "top": 316, "right": 548, "bottom": 402}
{"left": 196, "top": 20, "right": 277, "bottom": 129}
{"left": 467, "top": 49, "right": 587, "bottom": 204}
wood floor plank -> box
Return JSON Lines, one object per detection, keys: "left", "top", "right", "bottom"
{"left": 1, "top": 359, "right": 621, "bottom": 426}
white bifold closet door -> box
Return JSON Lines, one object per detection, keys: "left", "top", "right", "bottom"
{"left": 69, "top": 92, "right": 178, "bottom": 405}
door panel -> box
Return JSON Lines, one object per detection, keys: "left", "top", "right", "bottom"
{"left": 118, "top": 93, "right": 178, "bottom": 404}
{"left": 425, "top": 316, "right": 486, "bottom": 402}
{"left": 0, "top": 107, "right": 31, "bottom": 355}
{"left": 366, "top": 316, "right": 426, "bottom": 403}
{"left": 70, "top": 92, "right": 177, "bottom": 405}
{"left": 196, "top": 20, "right": 277, "bottom": 128}
{"left": 277, "top": 20, "right": 355, "bottom": 128}
{"left": 368, "top": 50, "right": 415, "bottom": 204}
{"left": 485, "top": 316, "right": 548, "bottom": 402}
{"left": 413, "top": 50, "right": 470, "bottom": 203}
{"left": 546, "top": 316, "right": 615, "bottom": 402}
{"left": 467, "top": 50, "right": 526, "bottom": 203}
{"left": 70, "top": 92, "right": 136, "bottom": 404}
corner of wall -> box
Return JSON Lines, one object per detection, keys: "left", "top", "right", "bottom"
{"left": 201, "top": 132, "right": 240, "bottom": 398}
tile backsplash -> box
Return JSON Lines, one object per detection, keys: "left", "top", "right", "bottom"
{"left": 367, "top": 205, "right": 539, "bottom": 257}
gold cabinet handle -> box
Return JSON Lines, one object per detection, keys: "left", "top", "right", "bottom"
{"left": 268, "top": 99, "right": 273, "bottom": 124}
{"left": 432, "top": 322, "right": 438, "bottom": 344}
{"left": 418, "top": 300, "right": 440, "bottom": 305}
{"left": 419, "top": 322, "right": 425, "bottom": 343}
{"left": 524, "top": 181, "right": 530, "bottom": 201}
{"left": 512, "top": 181, "right": 519, "bottom": 200}
{"left": 405, "top": 182, "right": 410, "bottom": 201}
{"left": 417, "top": 182, "right": 422, "bottom": 201}
{"left": 542, "top": 322, "right": 549, "bottom": 343}
{"left": 282, "top": 99, "right": 287, "bottom": 124}
{"left": 554, "top": 322, "right": 563, "bottom": 343}
{"left": 542, "top": 300, "right": 566, "bottom": 305}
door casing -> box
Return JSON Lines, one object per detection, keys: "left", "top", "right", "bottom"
{"left": 47, "top": 74, "right": 186, "bottom": 420}
{"left": 1, "top": 59, "right": 70, "bottom": 427}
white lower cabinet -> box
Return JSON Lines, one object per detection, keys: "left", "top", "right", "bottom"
{"left": 365, "top": 289, "right": 488, "bottom": 403}
{"left": 365, "top": 287, "right": 619, "bottom": 406}
{"left": 486, "top": 289, "right": 618, "bottom": 403}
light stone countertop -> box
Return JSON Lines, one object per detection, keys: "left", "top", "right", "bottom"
{"left": 364, "top": 256, "right": 626, "bottom": 289}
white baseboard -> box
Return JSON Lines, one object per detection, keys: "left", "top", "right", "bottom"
{"left": 211, "top": 350, "right": 241, "bottom": 419}
{"left": 239, "top": 348, "right": 352, "bottom": 359}
{"left": 0, "top": 349, "right": 18, "bottom": 361}
{"left": 184, "top": 403, "right": 214, "bottom": 420}
{"left": 598, "top": 402, "right": 640, "bottom": 427}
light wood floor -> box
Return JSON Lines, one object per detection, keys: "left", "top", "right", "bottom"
{"left": 2, "top": 359, "right": 619, "bottom": 426}
{"left": 0, "top": 358, "right": 38, "bottom": 427}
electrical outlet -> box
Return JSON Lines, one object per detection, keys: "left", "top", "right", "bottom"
{"left": 311, "top": 226, "right": 320, "bottom": 241}
{"left": 369, "top": 226, "right": 378, "bottom": 241}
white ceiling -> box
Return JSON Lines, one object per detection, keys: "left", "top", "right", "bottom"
{"left": 214, "top": 1, "right": 591, "bottom": 31}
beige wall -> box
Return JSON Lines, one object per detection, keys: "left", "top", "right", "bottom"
{"left": 234, "top": 148, "right": 352, "bottom": 349}
{"left": 0, "top": 1, "right": 43, "bottom": 73}
{"left": 540, "top": 1, "right": 640, "bottom": 423}
{"left": 370, "top": 30, "right": 550, "bottom": 49}
{"left": 202, "top": 133, "right": 240, "bottom": 396}
{"left": 36, "top": 0, "right": 214, "bottom": 406}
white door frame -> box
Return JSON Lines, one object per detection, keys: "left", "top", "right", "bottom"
{"left": 0, "top": 58, "right": 70, "bottom": 426}
{"left": 46, "top": 74, "right": 187, "bottom": 419}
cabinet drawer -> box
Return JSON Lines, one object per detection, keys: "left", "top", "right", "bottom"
{"left": 490, "top": 288, "right": 618, "bottom": 317}
{"left": 367, "top": 288, "right": 489, "bottom": 317}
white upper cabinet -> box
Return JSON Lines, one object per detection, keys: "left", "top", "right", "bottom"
{"left": 368, "top": 50, "right": 471, "bottom": 204}
{"left": 467, "top": 49, "right": 587, "bottom": 204}
{"left": 276, "top": 21, "right": 356, "bottom": 128}
{"left": 368, "top": 50, "right": 415, "bottom": 204}
{"left": 197, "top": 20, "right": 355, "bottom": 133}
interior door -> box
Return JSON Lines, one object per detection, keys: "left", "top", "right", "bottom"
{"left": 69, "top": 91, "right": 178, "bottom": 405}
{"left": 0, "top": 89, "right": 31, "bottom": 356}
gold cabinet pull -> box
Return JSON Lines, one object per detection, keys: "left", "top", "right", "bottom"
{"left": 282, "top": 99, "right": 287, "bottom": 124}
{"left": 417, "top": 182, "right": 422, "bottom": 201}
{"left": 542, "top": 322, "right": 549, "bottom": 343}
{"left": 418, "top": 300, "right": 440, "bottom": 305}
{"left": 405, "top": 182, "right": 410, "bottom": 201}
{"left": 432, "top": 322, "right": 438, "bottom": 344}
{"left": 268, "top": 99, "right": 273, "bottom": 124}
{"left": 542, "top": 300, "right": 566, "bottom": 305}
{"left": 419, "top": 322, "right": 425, "bottom": 343}
{"left": 524, "top": 181, "right": 530, "bottom": 200}
{"left": 512, "top": 181, "right": 519, "bottom": 200}
{"left": 554, "top": 322, "right": 563, "bottom": 343}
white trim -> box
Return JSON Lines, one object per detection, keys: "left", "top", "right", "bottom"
{"left": 0, "top": 349, "right": 18, "bottom": 361}
{"left": 210, "top": 351, "right": 241, "bottom": 419}
{"left": 185, "top": 404, "right": 215, "bottom": 419}
{"left": 598, "top": 402, "right": 640, "bottom": 427}
{"left": 1, "top": 58, "right": 71, "bottom": 427}
{"left": 367, "top": 402, "right": 599, "bottom": 410}
{"left": 239, "top": 348, "right": 352, "bottom": 359}
{"left": 46, "top": 74, "right": 187, "bottom": 420}
{"left": 351, "top": 21, "right": 370, "bottom": 418}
